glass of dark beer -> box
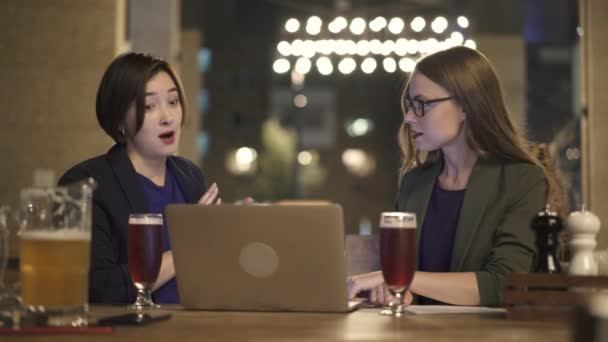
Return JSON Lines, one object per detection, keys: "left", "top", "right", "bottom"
{"left": 379, "top": 212, "right": 416, "bottom": 317}
{"left": 128, "top": 213, "right": 163, "bottom": 309}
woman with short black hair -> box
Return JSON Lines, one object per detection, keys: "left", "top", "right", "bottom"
{"left": 60, "top": 53, "right": 221, "bottom": 304}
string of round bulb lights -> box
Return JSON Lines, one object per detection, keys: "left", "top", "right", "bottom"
{"left": 273, "top": 15, "right": 475, "bottom": 76}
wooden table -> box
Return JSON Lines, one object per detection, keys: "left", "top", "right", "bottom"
{"left": 4, "top": 305, "right": 571, "bottom": 341}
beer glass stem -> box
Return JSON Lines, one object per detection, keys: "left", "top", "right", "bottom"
{"left": 380, "top": 289, "right": 413, "bottom": 317}
{"left": 391, "top": 291, "right": 405, "bottom": 314}
{"left": 133, "top": 287, "right": 155, "bottom": 309}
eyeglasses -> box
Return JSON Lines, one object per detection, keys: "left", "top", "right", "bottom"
{"left": 405, "top": 95, "right": 454, "bottom": 117}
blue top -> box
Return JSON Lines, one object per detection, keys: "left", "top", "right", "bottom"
{"left": 137, "top": 164, "right": 186, "bottom": 304}
{"left": 418, "top": 180, "right": 466, "bottom": 305}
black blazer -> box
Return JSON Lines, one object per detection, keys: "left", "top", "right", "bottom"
{"left": 59, "top": 144, "right": 206, "bottom": 303}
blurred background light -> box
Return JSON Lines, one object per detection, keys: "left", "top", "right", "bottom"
{"left": 346, "top": 118, "right": 374, "bottom": 137}
{"left": 328, "top": 16, "right": 348, "bottom": 33}
{"left": 457, "top": 16, "right": 469, "bottom": 28}
{"left": 273, "top": 58, "right": 290, "bottom": 73}
{"left": 277, "top": 41, "right": 291, "bottom": 56}
{"left": 285, "top": 18, "right": 300, "bottom": 33}
{"left": 431, "top": 16, "right": 448, "bottom": 34}
{"left": 369, "top": 16, "right": 387, "bottom": 32}
{"left": 291, "top": 70, "right": 305, "bottom": 87}
{"left": 464, "top": 39, "right": 477, "bottom": 49}
{"left": 342, "top": 149, "right": 376, "bottom": 177}
{"left": 338, "top": 57, "right": 357, "bottom": 74}
{"left": 297, "top": 150, "right": 313, "bottom": 165}
{"left": 350, "top": 17, "right": 366, "bottom": 35}
{"left": 381, "top": 40, "right": 395, "bottom": 56}
{"left": 302, "top": 40, "right": 315, "bottom": 58}
{"left": 388, "top": 17, "right": 405, "bottom": 34}
{"left": 450, "top": 31, "right": 465, "bottom": 45}
{"left": 306, "top": 16, "right": 322, "bottom": 35}
{"left": 410, "top": 17, "right": 426, "bottom": 32}
{"left": 294, "top": 94, "right": 308, "bottom": 108}
{"left": 394, "top": 38, "right": 407, "bottom": 56}
{"left": 316, "top": 56, "right": 333, "bottom": 75}
{"left": 356, "top": 40, "right": 371, "bottom": 56}
{"left": 361, "top": 57, "right": 377, "bottom": 74}
{"left": 399, "top": 57, "right": 416, "bottom": 72}
{"left": 226, "top": 147, "right": 258, "bottom": 175}
{"left": 383, "top": 57, "right": 397, "bottom": 73}
{"left": 370, "top": 39, "right": 382, "bottom": 54}
{"left": 295, "top": 57, "right": 312, "bottom": 74}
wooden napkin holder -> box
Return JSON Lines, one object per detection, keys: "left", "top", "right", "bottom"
{"left": 504, "top": 273, "right": 608, "bottom": 320}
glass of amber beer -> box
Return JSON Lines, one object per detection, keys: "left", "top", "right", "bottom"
{"left": 379, "top": 212, "right": 416, "bottom": 317}
{"left": 19, "top": 178, "right": 95, "bottom": 326}
{"left": 128, "top": 213, "right": 163, "bottom": 309}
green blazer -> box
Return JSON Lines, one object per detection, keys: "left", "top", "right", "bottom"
{"left": 394, "top": 157, "right": 547, "bottom": 307}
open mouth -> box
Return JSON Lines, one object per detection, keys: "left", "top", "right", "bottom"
{"left": 159, "top": 131, "right": 174, "bottom": 139}
{"left": 159, "top": 130, "right": 176, "bottom": 143}
{"left": 412, "top": 131, "right": 424, "bottom": 139}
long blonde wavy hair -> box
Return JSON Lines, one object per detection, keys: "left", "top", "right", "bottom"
{"left": 398, "top": 46, "right": 565, "bottom": 216}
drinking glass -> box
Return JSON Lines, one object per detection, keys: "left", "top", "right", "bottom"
{"left": 128, "top": 213, "right": 163, "bottom": 310}
{"left": 0, "top": 206, "right": 20, "bottom": 307}
{"left": 379, "top": 212, "right": 417, "bottom": 317}
{"left": 19, "top": 178, "right": 96, "bottom": 326}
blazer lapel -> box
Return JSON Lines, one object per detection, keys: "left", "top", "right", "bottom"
{"left": 167, "top": 157, "right": 201, "bottom": 204}
{"left": 107, "top": 144, "right": 149, "bottom": 214}
{"left": 450, "top": 157, "right": 501, "bottom": 271}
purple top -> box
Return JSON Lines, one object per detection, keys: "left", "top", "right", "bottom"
{"left": 418, "top": 180, "right": 466, "bottom": 305}
{"left": 137, "top": 164, "right": 186, "bottom": 304}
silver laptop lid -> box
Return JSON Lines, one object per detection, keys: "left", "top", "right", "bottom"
{"left": 166, "top": 203, "right": 352, "bottom": 312}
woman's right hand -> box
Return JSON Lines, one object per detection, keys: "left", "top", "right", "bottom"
{"left": 348, "top": 271, "right": 386, "bottom": 302}
{"left": 198, "top": 182, "right": 221, "bottom": 205}
{"left": 348, "top": 271, "right": 413, "bottom": 306}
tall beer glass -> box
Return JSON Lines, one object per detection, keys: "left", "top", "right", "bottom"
{"left": 20, "top": 179, "right": 95, "bottom": 326}
{"left": 379, "top": 212, "right": 416, "bottom": 317}
{"left": 128, "top": 213, "right": 163, "bottom": 309}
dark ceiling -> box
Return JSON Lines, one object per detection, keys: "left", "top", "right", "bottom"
{"left": 260, "top": 0, "right": 469, "bottom": 16}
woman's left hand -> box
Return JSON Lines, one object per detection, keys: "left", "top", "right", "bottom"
{"left": 198, "top": 182, "right": 221, "bottom": 205}
{"left": 234, "top": 197, "right": 255, "bottom": 205}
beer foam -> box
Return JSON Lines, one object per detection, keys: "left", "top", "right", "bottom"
{"left": 128, "top": 215, "right": 163, "bottom": 225}
{"left": 20, "top": 229, "right": 91, "bottom": 241}
{"left": 380, "top": 212, "right": 417, "bottom": 229}
{"left": 381, "top": 222, "right": 416, "bottom": 229}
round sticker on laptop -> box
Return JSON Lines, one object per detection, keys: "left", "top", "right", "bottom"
{"left": 239, "top": 242, "right": 279, "bottom": 278}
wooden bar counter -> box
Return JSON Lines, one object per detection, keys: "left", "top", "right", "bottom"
{"left": 5, "top": 305, "right": 571, "bottom": 341}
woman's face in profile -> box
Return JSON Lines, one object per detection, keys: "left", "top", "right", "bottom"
{"left": 403, "top": 72, "right": 466, "bottom": 152}
{"left": 125, "top": 71, "right": 183, "bottom": 160}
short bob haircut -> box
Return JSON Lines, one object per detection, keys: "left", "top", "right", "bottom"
{"left": 96, "top": 52, "right": 187, "bottom": 143}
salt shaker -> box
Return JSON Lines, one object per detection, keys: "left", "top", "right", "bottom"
{"left": 566, "top": 207, "right": 601, "bottom": 276}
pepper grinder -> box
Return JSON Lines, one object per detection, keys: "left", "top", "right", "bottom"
{"left": 531, "top": 205, "right": 564, "bottom": 273}
{"left": 566, "top": 206, "right": 601, "bottom": 276}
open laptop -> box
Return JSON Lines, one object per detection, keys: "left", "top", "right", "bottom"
{"left": 165, "top": 203, "right": 360, "bottom": 313}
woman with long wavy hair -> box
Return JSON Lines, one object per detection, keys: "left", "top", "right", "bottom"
{"left": 348, "top": 46, "right": 564, "bottom": 307}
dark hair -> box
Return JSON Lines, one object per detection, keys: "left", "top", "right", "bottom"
{"left": 96, "top": 52, "right": 187, "bottom": 143}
